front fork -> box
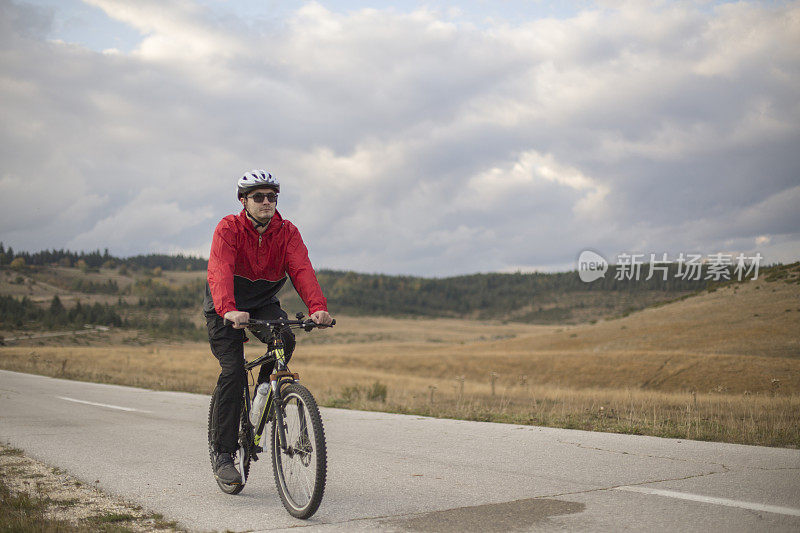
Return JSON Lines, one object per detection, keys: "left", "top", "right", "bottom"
{"left": 272, "top": 376, "right": 289, "bottom": 452}
{"left": 272, "top": 372, "right": 310, "bottom": 459}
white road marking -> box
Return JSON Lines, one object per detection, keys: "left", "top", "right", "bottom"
{"left": 615, "top": 486, "right": 800, "bottom": 517}
{"left": 57, "top": 396, "right": 151, "bottom": 413}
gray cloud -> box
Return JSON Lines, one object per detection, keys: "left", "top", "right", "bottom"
{"left": 1, "top": 0, "right": 798, "bottom": 274}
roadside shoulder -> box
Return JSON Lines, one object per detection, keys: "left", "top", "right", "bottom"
{"left": 1, "top": 443, "right": 182, "bottom": 532}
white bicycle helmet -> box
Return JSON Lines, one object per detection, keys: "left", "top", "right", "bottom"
{"left": 237, "top": 169, "right": 280, "bottom": 198}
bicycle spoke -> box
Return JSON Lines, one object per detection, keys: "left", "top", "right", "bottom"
{"left": 284, "top": 399, "right": 314, "bottom": 503}
{"left": 272, "top": 384, "right": 326, "bottom": 518}
{"left": 279, "top": 398, "right": 315, "bottom": 505}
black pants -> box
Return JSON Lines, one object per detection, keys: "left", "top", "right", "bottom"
{"left": 206, "top": 302, "right": 295, "bottom": 453}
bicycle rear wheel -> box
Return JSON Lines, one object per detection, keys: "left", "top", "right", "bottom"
{"left": 271, "top": 382, "right": 327, "bottom": 518}
{"left": 208, "top": 386, "right": 250, "bottom": 495}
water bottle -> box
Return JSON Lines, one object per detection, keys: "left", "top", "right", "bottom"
{"left": 250, "top": 383, "right": 270, "bottom": 426}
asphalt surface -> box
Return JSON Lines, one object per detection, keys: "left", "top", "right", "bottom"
{"left": 0, "top": 369, "right": 798, "bottom": 532}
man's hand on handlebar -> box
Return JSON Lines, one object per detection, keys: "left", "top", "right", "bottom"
{"left": 310, "top": 310, "right": 333, "bottom": 326}
{"left": 224, "top": 310, "right": 334, "bottom": 329}
{"left": 224, "top": 310, "right": 250, "bottom": 329}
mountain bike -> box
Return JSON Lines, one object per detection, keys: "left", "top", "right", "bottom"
{"left": 208, "top": 313, "right": 334, "bottom": 519}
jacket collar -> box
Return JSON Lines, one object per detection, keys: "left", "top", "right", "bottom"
{"left": 238, "top": 209, "right": 283, "bottom": 236}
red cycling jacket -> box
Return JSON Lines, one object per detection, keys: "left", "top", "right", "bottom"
{"left": 203, "top": 209, "right": 328, "bottom": 317}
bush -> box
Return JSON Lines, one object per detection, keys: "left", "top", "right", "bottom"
{"left": 336, "top": 382, "right": 387, "bottom": 404}
{"left": 367, "top": 381, "right": 388, "bottom": 402}
{"left": 340, "top": 386, "right": 361, "bottom": 403}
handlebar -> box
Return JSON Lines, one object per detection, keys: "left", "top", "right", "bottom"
{"left": 224, "top": 316, "right": 335, "bottom": 332}
{"left": 250, "top": 317, "right": 336, "bottom": 330}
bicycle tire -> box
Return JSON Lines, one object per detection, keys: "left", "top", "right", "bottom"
{"left": 208, "top": 386, "right": 250, "bottom": 495}
{"left": 271, "top": 382, "right": 327, "bottom": 518}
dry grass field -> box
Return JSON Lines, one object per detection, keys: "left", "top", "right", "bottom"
{"left": 2, "top": 269, "right": 799, "bottom": 447}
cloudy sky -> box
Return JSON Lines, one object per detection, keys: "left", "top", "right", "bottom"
{"left": 1, "top": 0, "right": 798, "bottom": 276}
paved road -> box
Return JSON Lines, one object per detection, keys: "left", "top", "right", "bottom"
{"left": 0, "top": 369, "right": 798, "bottom": 532}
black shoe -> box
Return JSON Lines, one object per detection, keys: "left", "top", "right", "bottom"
{"left": 214, "top": 453, "right": 242, "bottom": 485}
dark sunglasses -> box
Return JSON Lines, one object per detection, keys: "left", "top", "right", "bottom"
{"left": 248, "top": 192, "right": 278, "bottom": 203}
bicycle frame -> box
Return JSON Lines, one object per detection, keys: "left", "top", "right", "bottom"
{"left": 244, "top": 338, "right": 294, "bottom": 450}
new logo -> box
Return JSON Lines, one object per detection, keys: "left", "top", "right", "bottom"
{"left": 578, "top": 250, "right": 608, "bottom": 282}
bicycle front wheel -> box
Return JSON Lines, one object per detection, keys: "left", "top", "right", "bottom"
{"left": 271, "top": 382, "right": 327, "bottom": 519}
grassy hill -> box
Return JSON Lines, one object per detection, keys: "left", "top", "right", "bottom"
{"left": 499, "top": 270, "right": 799, "bottom": 358}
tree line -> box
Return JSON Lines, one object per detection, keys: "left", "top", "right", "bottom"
{"left": 0, "top": 243, "right": 206, "bottom": 271}
{"left": 0, "top": 294, "right": 123, "bottom": 329}
{"left": 278, "top": 266, "right": 714, "bottom": 320}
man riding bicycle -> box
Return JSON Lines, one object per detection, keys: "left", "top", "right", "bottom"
{"left": 204, "top": 169, "right": 333, "bottom": 485}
